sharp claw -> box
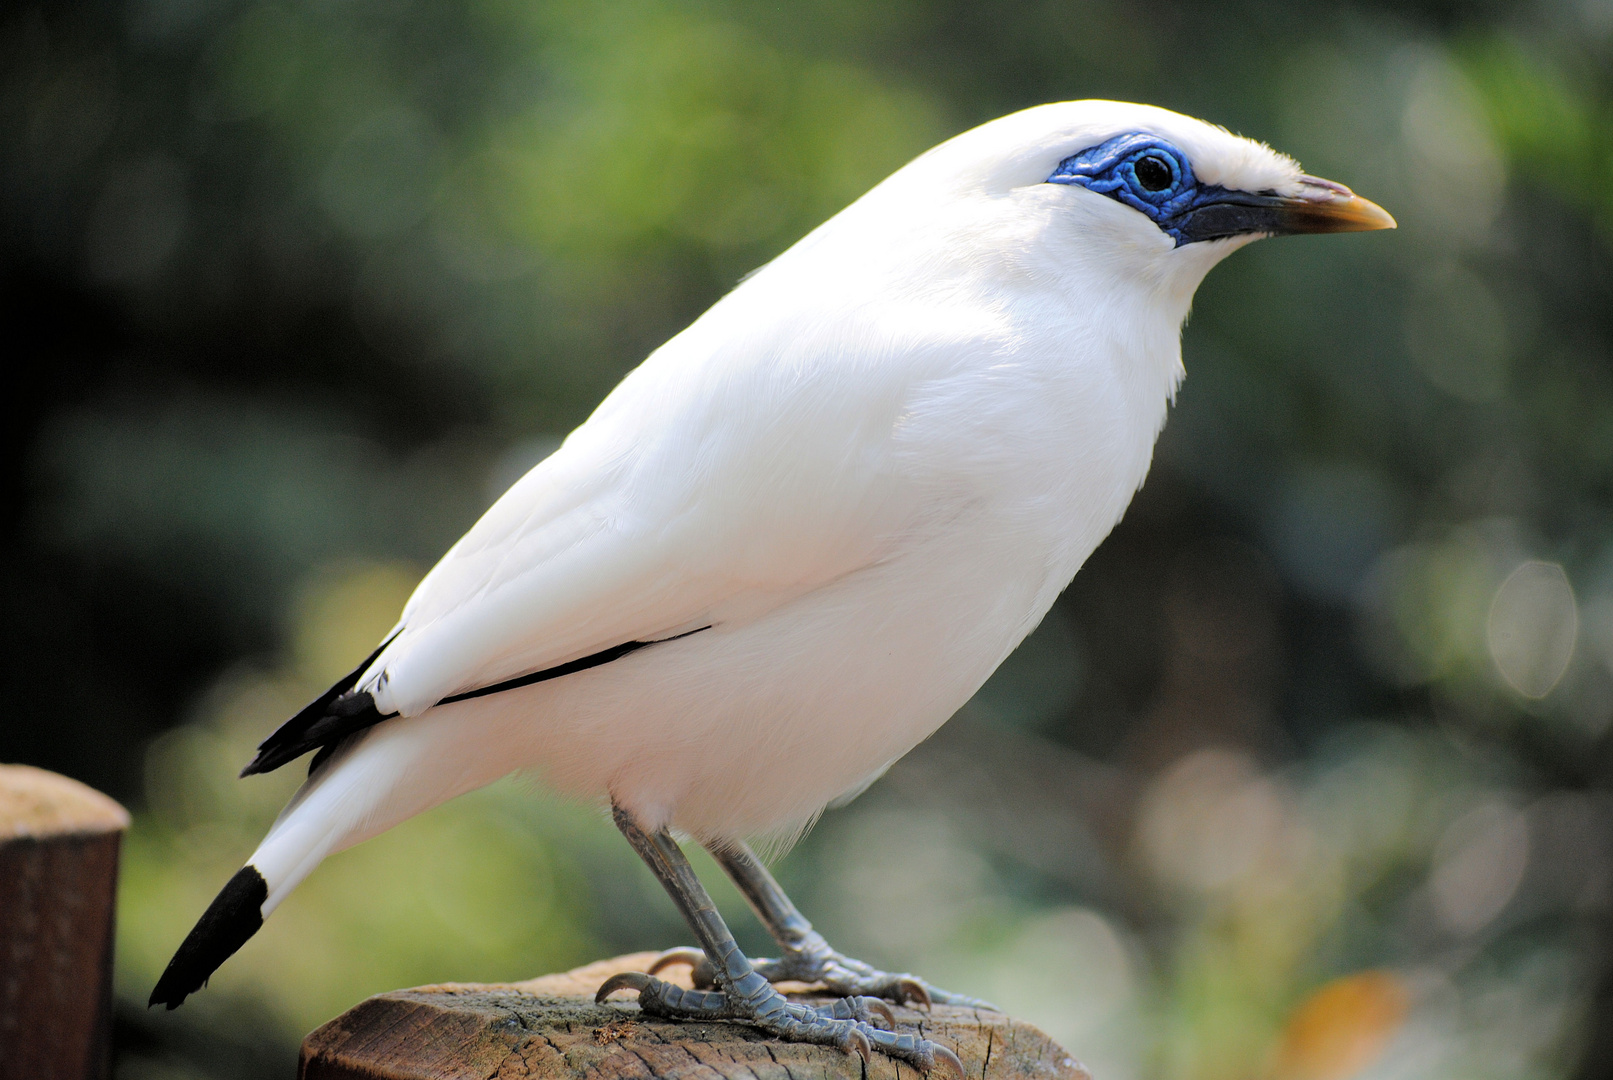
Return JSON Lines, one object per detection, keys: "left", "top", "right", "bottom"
{"left": 844, "top": 1027, "right": 873, "bottom": 1064}
{"left": 866, "top": 999, "right": 897, "bottom": 1029}
{"left": 897, "top": 977, "right": 933, "bottom": 1010}
{"left": 595, "top": 971, "right": 654, "bottom": 1004}
{"left": 648, "top": 947, "right": 707, "bottom": 975}
{"left": 929, "top": 1045, "right": 965, "bottom": 1080}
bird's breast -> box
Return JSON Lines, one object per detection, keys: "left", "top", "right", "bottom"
{"left": 888, "top": 320, "right": 1173, "bottom": 589}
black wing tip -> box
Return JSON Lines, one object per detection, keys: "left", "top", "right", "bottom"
{"left": 148, "top": 980, "right": 189, "bottom": 1010}
{"left": 237, "top": 626, "right": 711, "bottom": 778}
{"left": 238, "top": 743, "right": 297, "bottom": 777}
{"left": 237, "top": 756, "right": 272, "bottom": 779}
{"left": 148, "top": 864, "right": 269, "bottom": 1009}
{"left": 238, "top": 743, "right": 302, "bottom": 777}
{"left": 239, "top": 635, "right": 397, "bottom": 778}
{"left": 239, "top": 691, "right": 382, "bottom": 777}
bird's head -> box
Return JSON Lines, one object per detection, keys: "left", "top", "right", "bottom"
{"left": 855, "top": 100, "right": 1394, "bottom": 317}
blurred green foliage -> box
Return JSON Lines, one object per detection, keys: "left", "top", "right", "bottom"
{"left": 4, "top": 1, "right": 1613, "bottom": 1079}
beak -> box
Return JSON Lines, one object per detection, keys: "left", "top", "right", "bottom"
{"left": 1171, "top": 175, "right": 1396, "bottom": 244}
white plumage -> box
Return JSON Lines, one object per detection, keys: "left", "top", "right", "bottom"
{"left": 154, "top": 101, "right": 1392, "bottom": 1015}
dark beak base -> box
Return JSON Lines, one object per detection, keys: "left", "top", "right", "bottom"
{"left": 1171, "top": 175, "right": 1396, "bottom": 244}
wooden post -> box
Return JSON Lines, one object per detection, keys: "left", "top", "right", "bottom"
{"left": 0, "top": 765, "right": 130, "bottom": 1080}
{"left": 301, "top": 954, "right": 1092, "bottom": 1080}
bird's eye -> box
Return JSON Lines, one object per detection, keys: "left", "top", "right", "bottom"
{"left": 1134, "top": 154, "right": 1173, "bottom": 192}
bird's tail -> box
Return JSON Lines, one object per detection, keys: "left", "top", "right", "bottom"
{"left": 148, "top": 715, "right": 453, "bottom": 1009}
{"left": 146, "top": 765, "right": 355, "bottom": 1009}
{"left": 147, "top": 863, "right": 270, "bottom": 1009}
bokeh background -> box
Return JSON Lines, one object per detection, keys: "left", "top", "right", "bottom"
{"left": 4, "top": 1, "right": 1612, "bottom": 1078}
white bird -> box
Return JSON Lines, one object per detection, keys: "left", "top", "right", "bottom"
{"left": 151, "top": 100, "right": 1392, "bottom": 1072}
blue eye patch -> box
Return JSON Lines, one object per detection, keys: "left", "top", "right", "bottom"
{"left": 1047, "top": 132, "right": 1284, "bottom": 246}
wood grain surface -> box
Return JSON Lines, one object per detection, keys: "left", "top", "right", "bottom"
{"left": 301, "top": 954, "right": 1092, "bottom": 1080}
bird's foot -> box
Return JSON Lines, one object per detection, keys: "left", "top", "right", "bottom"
{"left": 650, "top": 937, "right": 996, "bottom": 1010}
{"left": 597, "top": 969, "right": 964, "bottom": 1078}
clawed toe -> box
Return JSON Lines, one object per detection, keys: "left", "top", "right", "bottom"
{"left": 895, "top": 976, "right": 932, "bottom": 1009}
{"left": 814, "top": 995, "right": 896, "bottom": 1029}
{"left": 860, "top": 1023, "right": 966, "bottom": 1077}
{"left": 648, "top": 947, "right": 704, "bottom": 974}
{"left": 873, "top": 973, "right": 996, "bottom": 1011}
{"left": 840, "top": 1025, "right": 873, "bottom": 1064}
{"left": 596, "top": 969, "right": 961, "bottom": 1076}
{"left": 595, "top": 970, "right": 732, "bottom": 1019}
{"left": 748, "top": 935, "right": 986, "bottom": 1010}
{"left": 595, "top": 971, "right": 655, "bottom": 1003}
{"left": 648, "top": 946, "right": 716, "bottom": 988}
{"left": 930, "top": 1044, "right": 966, "bottom": 1080}
{"left": 816, "top": 963, "right": 994, "bottom": 1011}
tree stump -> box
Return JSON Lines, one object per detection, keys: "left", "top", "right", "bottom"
{"left": 301, "top": 954, "right": 1091, "bottom": 1080}
{"left": 0, "top": 765, "right": 131, "bottom": 1080}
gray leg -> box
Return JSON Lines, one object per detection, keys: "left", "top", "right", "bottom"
{"left": 653, "top": 839, "right": 995, "bottom": 1010}
{"left": 595, "top": 805, "right": 964, "bottom": 1078}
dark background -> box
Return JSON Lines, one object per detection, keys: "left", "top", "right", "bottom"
{"left": 4, "top": 1, "right": 1611, "bottom": 1078}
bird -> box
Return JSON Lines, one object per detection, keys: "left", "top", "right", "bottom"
{"left": 149, "top": 100, "right": 1393, "bottom": 1073}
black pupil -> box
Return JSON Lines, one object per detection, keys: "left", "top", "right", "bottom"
{"left": 1135, "top": 155, "right": 1172, "bottom": 191}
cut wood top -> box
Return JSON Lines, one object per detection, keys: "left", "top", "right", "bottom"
{"left": 0, "top": 764, "right": 129, "bottom": 840}
{"left": 301, "top": 953, "right": 1092, "bottom": 1080}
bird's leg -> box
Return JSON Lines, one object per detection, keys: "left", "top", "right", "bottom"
{"left": 654, "top": 839, "right": 993, "bottom": 1009}
{"left": 596, "top": 804, "right": 963, "bottom": 1078}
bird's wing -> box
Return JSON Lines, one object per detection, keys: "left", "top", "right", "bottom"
{"left": 241, "top": 317, "right": 924, "bottom": 776}
{"left": 369, "top": 300, "right": 958, "bottom": 720}
{"left": 237, "top": 262, "right": 1012, "bottom": 778}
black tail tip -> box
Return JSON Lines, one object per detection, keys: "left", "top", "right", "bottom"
{"left": 148, "top": 864, "right": 269, "bottom": 1010}
{"left": 147, "top": 982, "right": 185, "bottom": 1010}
